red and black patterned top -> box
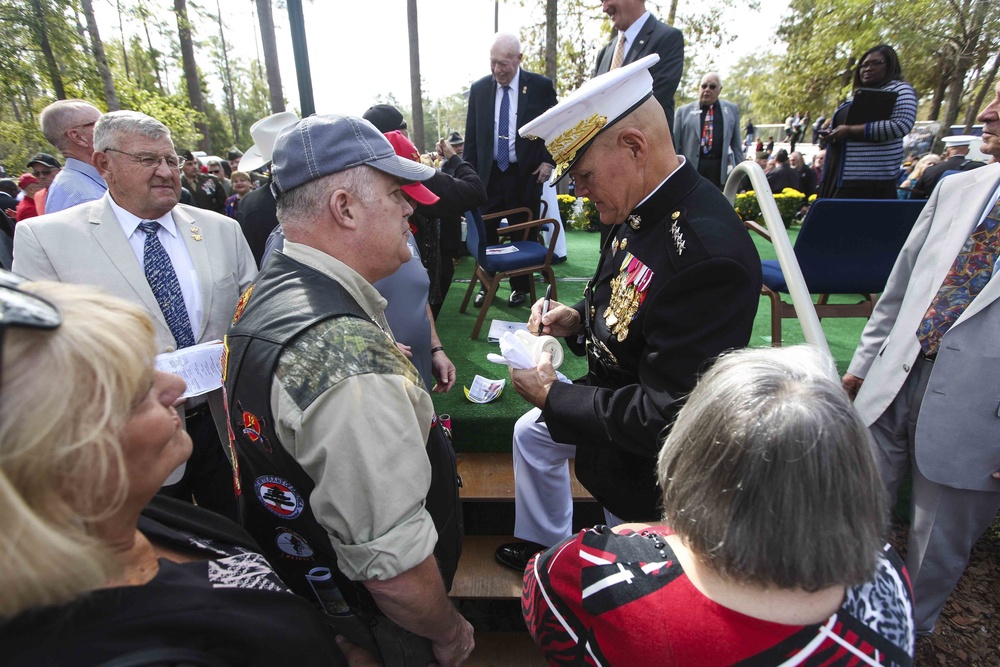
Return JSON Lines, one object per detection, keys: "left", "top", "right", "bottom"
{"left": 523, "top": 525, "right": 914, "bottom": 666}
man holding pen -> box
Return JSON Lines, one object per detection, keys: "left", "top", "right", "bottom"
{"left": 496, "top": 56, "right": 761, "bottom": 571}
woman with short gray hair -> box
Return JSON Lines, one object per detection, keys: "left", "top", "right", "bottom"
{"left": 523, "top": 346, "right": 914, "bottom": 666}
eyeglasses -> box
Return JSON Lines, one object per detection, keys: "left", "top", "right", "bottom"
{"left": 104, "top": 149, "right": 185, "bottom": 170}
{"left": 31, "top": 169, "right": 53, "bottom": 178}
{"left": 860, "top": 59, "right": 886, "bottom": 69}
{"left": 701, "top": 83, "right": 719, "bottom": 90}
{"left": 0, "top": 270, "right": 63, "bottom": 393}
{"left": 70, "top": 121, "right": 97, "bottom": 131}
{"left": 209, "top": 169, "right": 222, "bottom": 175}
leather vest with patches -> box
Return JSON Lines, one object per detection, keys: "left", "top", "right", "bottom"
{"left": 223, "top": 251, "right": 461, "bottom": 620}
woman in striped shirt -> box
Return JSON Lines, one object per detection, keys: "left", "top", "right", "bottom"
{"left": 819, "top": 45, "right": 918, "bottom": 199}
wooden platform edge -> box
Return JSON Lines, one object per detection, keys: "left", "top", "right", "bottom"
{"left": 457, "top": 452, "right": 595, "bottom": 502}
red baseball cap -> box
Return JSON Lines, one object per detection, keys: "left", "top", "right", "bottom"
{"left": 383, "top": 131, "right": 439, "bottom": 206}
{"left": 17, "top": 173, "right": 38, "bottom": 189}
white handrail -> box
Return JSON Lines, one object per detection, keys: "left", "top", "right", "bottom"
{"left": 723, "top": 163, "right": 830, "bottom": 354}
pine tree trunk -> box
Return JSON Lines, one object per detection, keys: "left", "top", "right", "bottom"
{"left": 407, "top": 0, "right": 425, "bottom": 151}
{"left": 81, "top": 0, "right": 120, "bottom": 110}
{"left": 174, "top": 0, "right": 211, "bottom": 151}
{"left": 29, "top": 0, "right": 65, "bottom": 99}
{"left": 545, "top": 0, "right": 557, "bottom": 82}
{"left": 255, "top": 0, "right": 285, "bottom": 113}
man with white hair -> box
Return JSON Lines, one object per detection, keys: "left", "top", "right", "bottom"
{"left": 38, "top": 99, "right": 107, "bottom": 213}
{"left": 464, "top": 33, "right": 557, "bottom": 308}
{"left": 13, "top": 110, "right": 256, "bottom": 521}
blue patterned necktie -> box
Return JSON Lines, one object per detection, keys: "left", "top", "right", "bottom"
{"left": 139, "top": 220, "right": 196, "bottom": 348}
{"left": 497, "top": 85, "right": 511, "bottom": 172}
{"left": 916, "top": 194, "right": 1000, "bottom": 356}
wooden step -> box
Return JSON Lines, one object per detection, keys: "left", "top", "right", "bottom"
{"left": 450, "top": 535, "right": 532, "bottom": 600}
{"left": 457, "top": 452, "right": 594, "bottom": 501}
{"left": 466, "top": 632, "right": 547, "bottom": 667}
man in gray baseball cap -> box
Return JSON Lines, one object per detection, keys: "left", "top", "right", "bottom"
{"left": 223, "top": 114, "right": 472, "bottom": 667}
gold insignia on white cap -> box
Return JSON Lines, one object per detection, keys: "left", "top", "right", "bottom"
{"left": 519, "top": 54, "right": 661, "bottom": 181}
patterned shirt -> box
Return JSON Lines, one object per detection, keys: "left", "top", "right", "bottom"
{"left": 524, "top": 525, "right": 914, "bottom": 666}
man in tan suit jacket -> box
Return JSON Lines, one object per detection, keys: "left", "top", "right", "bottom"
{"left": 842, "top": 83, "right": 1000, "bottom": 634}
{"left": 13, "top": 110, "right": 255, "bottom": 520}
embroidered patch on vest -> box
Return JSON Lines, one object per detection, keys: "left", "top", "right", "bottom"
{"left": 275, "top": 527, "right": 315, "bottom": 560}
{"left": 254, "top": 475, "right": 305, "bottom": 519}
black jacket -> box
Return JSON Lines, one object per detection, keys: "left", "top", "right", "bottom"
{"left": 543, "top": 160, "right": 762, "bottom": 520}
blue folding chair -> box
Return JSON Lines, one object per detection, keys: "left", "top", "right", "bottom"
{"left": 747, "top": 198, "right": 926, "bottom": 345}
{"left": 459, "top": 206, "right": 559, "bottom": 339}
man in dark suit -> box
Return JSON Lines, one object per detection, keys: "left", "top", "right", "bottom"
{"left": 464, "top": 33, "right": 557, "bottom": 308}
{"left": 911, "top": 134, "right": 984, "bottom": 199}
{"left": 593, "top": 0, "right": 684, "bottom": 134}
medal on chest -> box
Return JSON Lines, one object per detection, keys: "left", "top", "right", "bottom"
{"left": 603, "top": 251, "right": 654, "bottom": 342}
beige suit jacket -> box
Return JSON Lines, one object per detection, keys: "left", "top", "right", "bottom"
{"left": 849, "top": 163, "right": 1000, "bottom": 490}
{"left": 12, "top": 194, "right": 256, "bottom": 479}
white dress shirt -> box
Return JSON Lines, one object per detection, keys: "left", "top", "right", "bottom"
{"left": 108, "top": 194, "right": 203, "bottom": 336}
{"left": 494, "top": 68, "right": 521, "bottom": 165}
{"left": 619, "top": 10, "right": 651, "bottom": 61}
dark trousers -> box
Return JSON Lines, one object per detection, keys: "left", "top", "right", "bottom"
{"left": 159, "top": 406, "right": 239, "bottom": 522}
{"left": 697, "top": 156, "right": 724, "bottom": 190}
{"left": 486, "top": 161, "right": 541, "bottom": 293}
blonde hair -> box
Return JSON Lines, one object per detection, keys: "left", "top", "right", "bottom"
{"left": 0, "top": 282, "right": 156, "bottom": 618}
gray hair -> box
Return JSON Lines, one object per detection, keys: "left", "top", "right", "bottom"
{"left": 94, "top": 111, "right": 171, "bottom": 152}
{"left": 277, "top": 165, "right": 379, "bottom": 232}
{"left": 657, "top": 345, "right": 885, "bottom": 591}
{"left": 39, "top": 100, "right": 102, "bottom": 150}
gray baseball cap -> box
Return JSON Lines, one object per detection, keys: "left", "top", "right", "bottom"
{"left": 271, "top": 114, "right": 434, "bottom": 197}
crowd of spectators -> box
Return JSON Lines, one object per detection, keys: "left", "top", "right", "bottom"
{"left": 2, "top": 6, "right": 999, "bottom": 663}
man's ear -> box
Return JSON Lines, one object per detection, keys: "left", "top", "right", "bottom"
{"left": 619, "top": 128, "right": 648, "bottom": 162}
{"left": 328, "top": 189, "right": 358, "bottom": 230}
{"left": 92, "top": 151, "right": 111, "bottom": 180}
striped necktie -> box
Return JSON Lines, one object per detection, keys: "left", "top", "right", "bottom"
{"left": 916, "top": 194, "right": 1000, "bottom": 356}
{"left": 139, "top": 220, "right": 196, "bottom": 348}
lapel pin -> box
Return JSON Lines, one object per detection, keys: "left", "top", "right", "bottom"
{"left": 192, "top": 234, "right": 203, "bottom": 242}
{"left": 523, "top": 86, "right": 527, "bottom": 95}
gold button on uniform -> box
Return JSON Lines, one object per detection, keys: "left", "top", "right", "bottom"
{"left": 671, "top": 211, "right": 680, "bottom": 220}
{"left": 620, "top": 238, "right": 628, "bottom": 250}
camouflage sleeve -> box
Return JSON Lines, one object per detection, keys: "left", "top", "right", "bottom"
{"left": 271, "top": 316, "right": 437, "bottom": 581}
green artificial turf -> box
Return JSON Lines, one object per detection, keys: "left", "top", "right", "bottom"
{"left": 432, "top": 227, "right": 871, "bottom": 453}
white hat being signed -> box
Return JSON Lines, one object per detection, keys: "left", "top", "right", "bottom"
{"left": 240, "top": 111, "right": 299, "bottom": 173}
{"left": 519, "top": 54, "right": 660, "bottom": 181}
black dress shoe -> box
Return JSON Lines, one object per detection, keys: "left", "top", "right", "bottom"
{"left": 473, "top": 289, "right": 487, "bottom": 308}
{"left": 551, "top": 255, "right": 568, "bottom": 265}
{"left": 508, "top": 290, "right": 526, "bottom": 307}
{"left": 495, "top": 540, "right": 546, "bottom": 571}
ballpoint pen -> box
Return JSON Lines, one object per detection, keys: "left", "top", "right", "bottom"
{"left": 538, "top": 284, "right": 552, "bottom": 336}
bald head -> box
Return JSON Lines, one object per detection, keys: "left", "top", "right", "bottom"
{"left": 39, "top": 100, "right": 103, "bottom": 163}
